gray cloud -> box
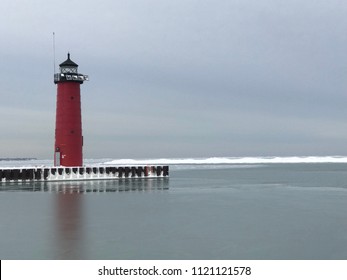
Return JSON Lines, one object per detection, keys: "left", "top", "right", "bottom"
{"left": 0, "top": 0, "right": 346, "bottom": 159}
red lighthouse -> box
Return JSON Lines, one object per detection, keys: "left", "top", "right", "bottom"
{"left": 54, "top": 53, "right": 88, "bottom": 167}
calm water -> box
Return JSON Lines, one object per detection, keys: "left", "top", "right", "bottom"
{"left": 0, "top": 162, "right": 347, "bottom": 260}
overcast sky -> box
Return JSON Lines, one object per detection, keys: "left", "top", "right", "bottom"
{"left": 0, "top": 0, "right": 346, "bottom": 159}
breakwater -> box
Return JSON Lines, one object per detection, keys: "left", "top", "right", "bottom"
{"left": 0, "top": 165, "right": 169, "bottom": 182}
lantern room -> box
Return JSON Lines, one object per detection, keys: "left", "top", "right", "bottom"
{"left": 54, "top": 53, "right": 89, "bottom": 84}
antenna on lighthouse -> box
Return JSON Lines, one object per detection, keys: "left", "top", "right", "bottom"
{"left": 53, "top": 32, "right": 56, "bottom": 74}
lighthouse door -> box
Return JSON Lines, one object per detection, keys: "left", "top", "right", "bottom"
{"left": 55, "top": 150, "right": 61, "bottom": 166}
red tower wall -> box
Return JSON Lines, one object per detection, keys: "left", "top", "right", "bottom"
{"left": 54, "top": 82, "right": 83, "bottom": 166}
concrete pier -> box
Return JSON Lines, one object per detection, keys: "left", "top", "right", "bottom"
{"left": 0, "top": 165, "right": 169, "bottom": 183}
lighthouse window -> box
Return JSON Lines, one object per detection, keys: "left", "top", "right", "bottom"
{"left": 70, "top": 96, "right": 74, "bottom": 100}
{"left": 61, "top": 67, "right": 77, "bottom": 74}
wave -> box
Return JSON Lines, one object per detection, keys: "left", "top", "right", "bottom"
{"left": 104, "top": 156, "right": 347, "bottom": 165}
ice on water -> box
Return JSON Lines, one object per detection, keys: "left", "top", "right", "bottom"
{"left": 1, "top": 156, "right": 347, "bottom": 169}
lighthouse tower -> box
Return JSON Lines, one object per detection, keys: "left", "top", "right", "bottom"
{"left": 53, "top": 53, "right": 88, "bottom": 167}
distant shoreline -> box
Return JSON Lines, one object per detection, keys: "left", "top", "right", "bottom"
{"left": 0, "top": 158, "right": 37, "bottom": 161}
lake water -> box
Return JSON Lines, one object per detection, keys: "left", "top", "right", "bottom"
{"left": 0, "top": 159, "right": 347, "bottom": 260}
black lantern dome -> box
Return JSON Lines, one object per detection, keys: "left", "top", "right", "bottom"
{"left": 59, "top": 53, "right": 78, "bottom": 73}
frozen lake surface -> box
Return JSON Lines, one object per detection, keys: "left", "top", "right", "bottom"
{"left": 0, "top": 158, "right": 346, "bottom": 259}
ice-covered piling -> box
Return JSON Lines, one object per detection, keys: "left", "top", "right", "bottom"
{"left": 0, "top": 165, "right": 169, "bottom": 182}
